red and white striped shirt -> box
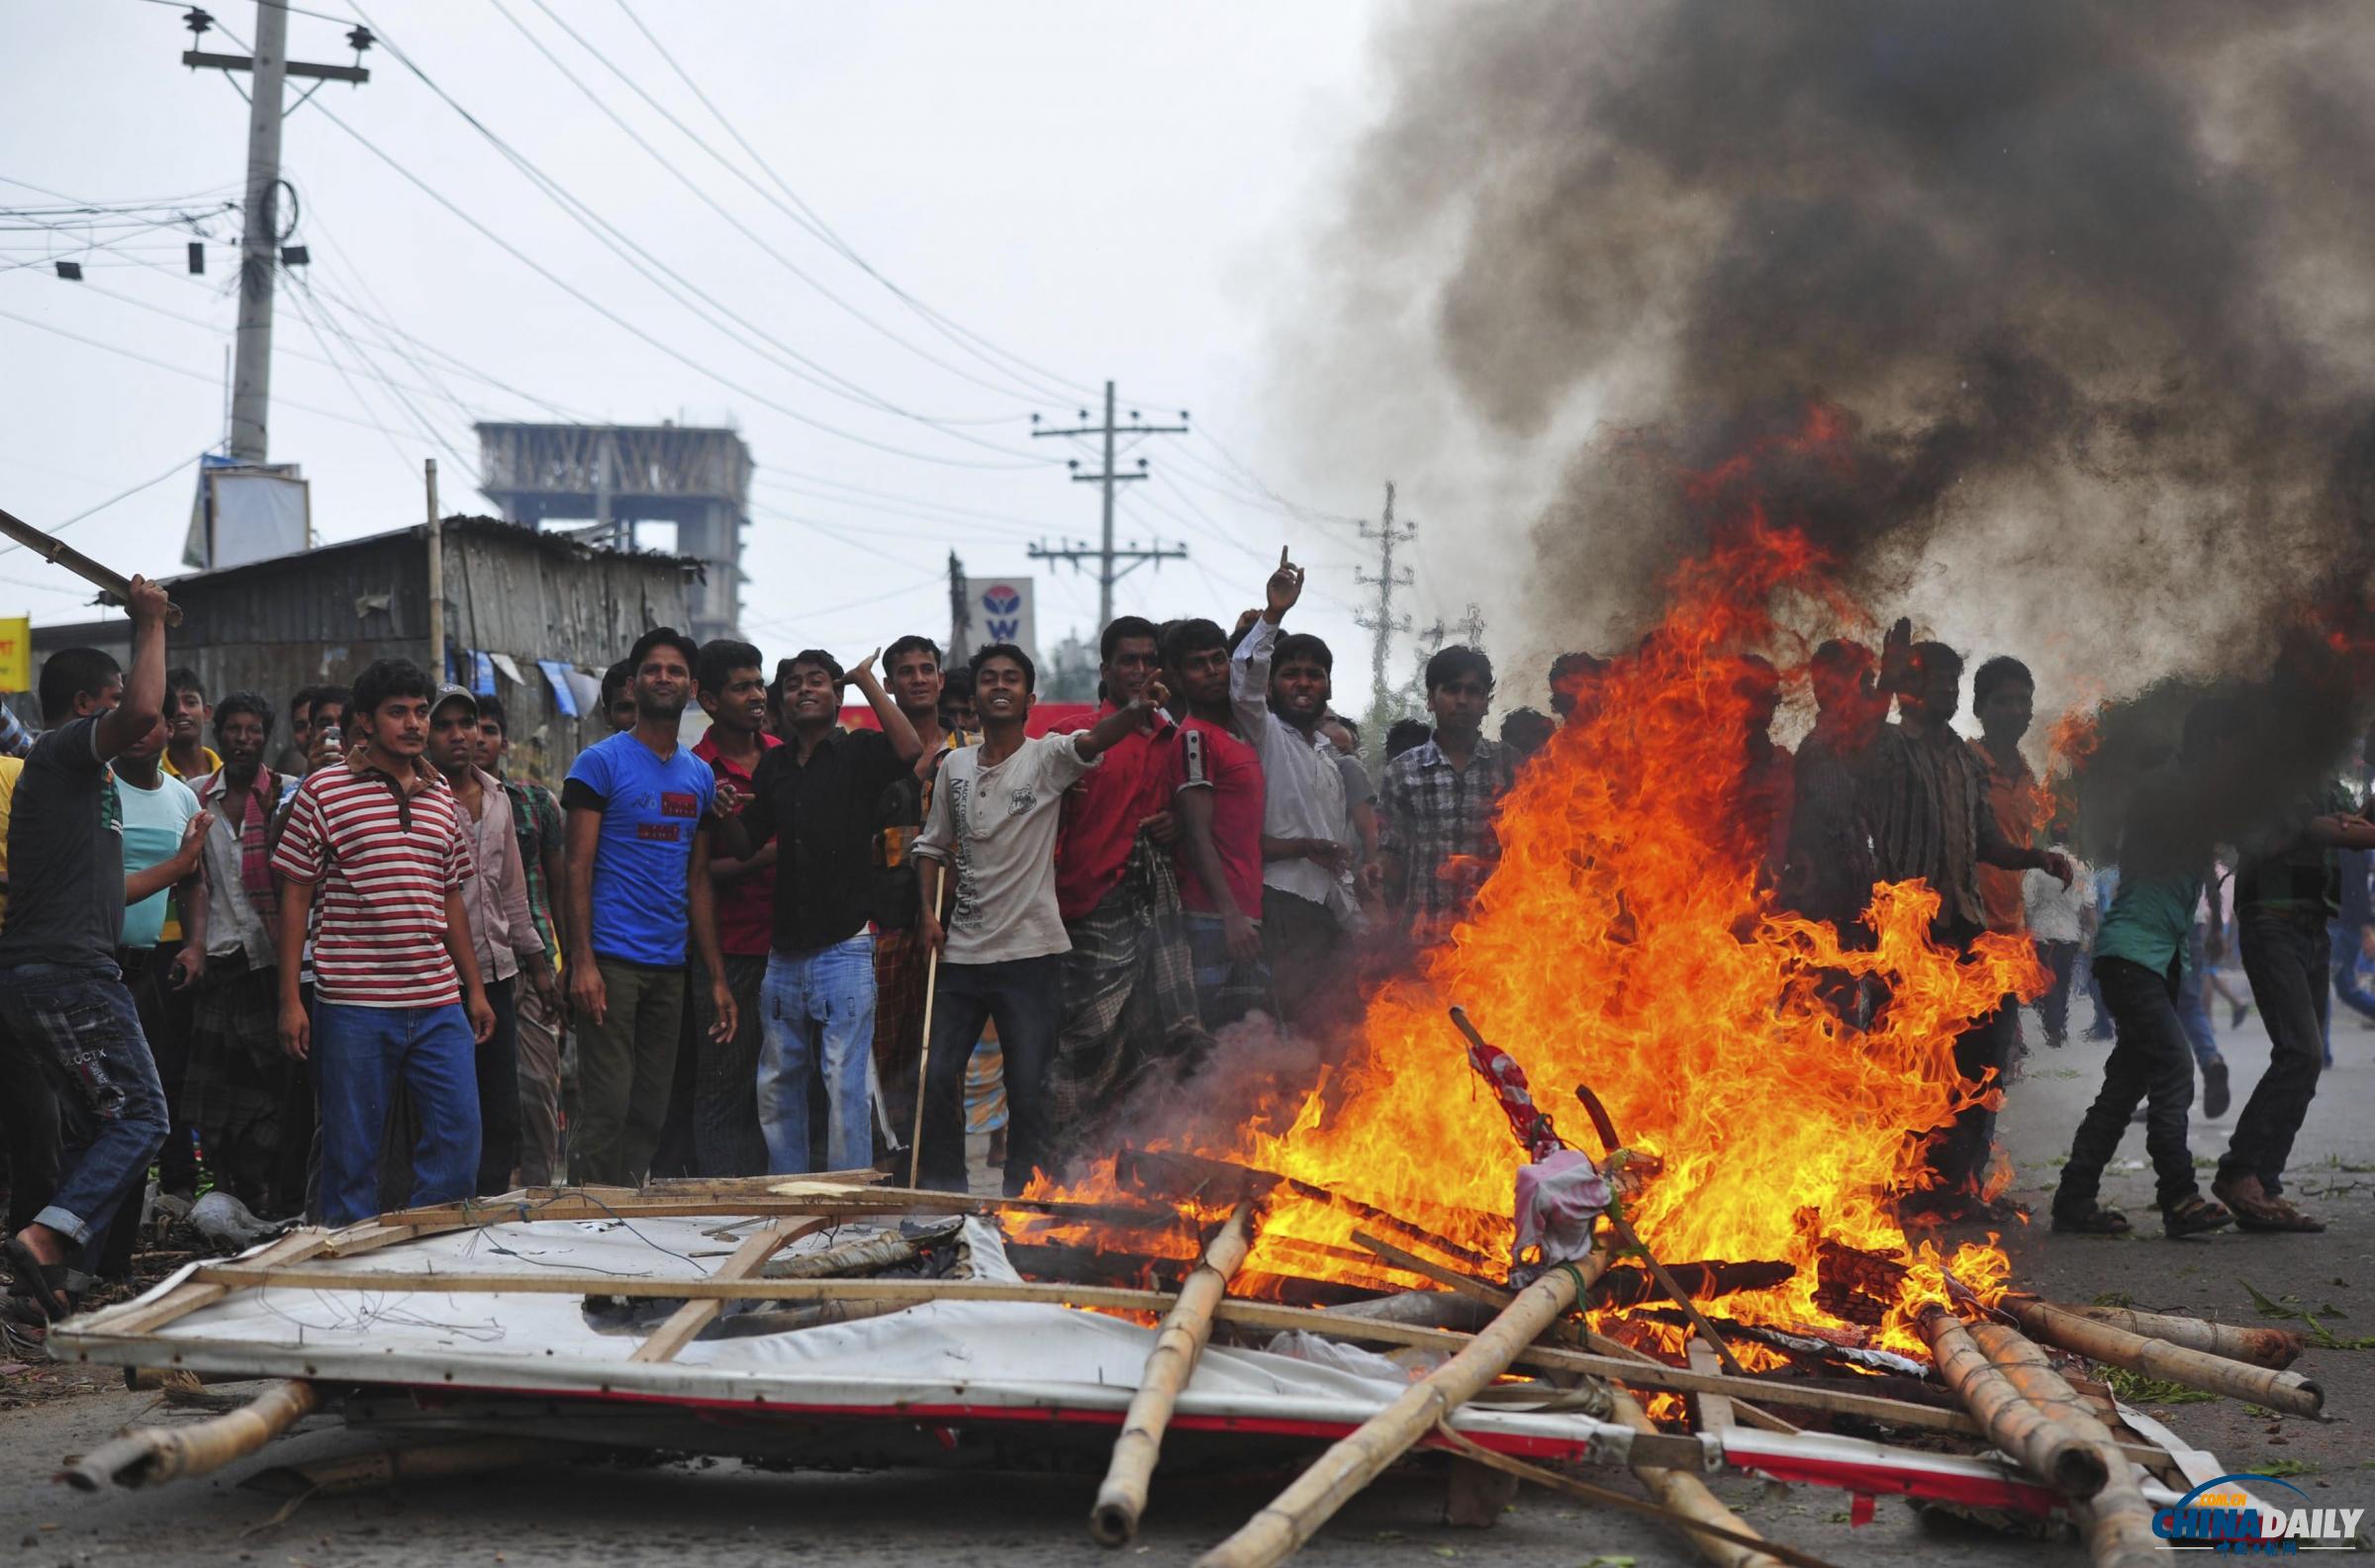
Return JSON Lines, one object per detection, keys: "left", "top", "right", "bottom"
{"left": 271, "top": 758, "right": 475, "bottom": 1008}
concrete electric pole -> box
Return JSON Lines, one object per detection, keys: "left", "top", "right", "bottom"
{"left": 1354, "top": 481, "right": 1417, "bottom": 708}
{"left": 1029, "top": 381, "right": 1188, "bottom": 632}
{"left": 181, "top": 3, "right": 371, "bottom": 462}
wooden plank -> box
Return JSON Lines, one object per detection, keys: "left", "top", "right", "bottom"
{"left": 1687, "top": 1337, "right": 1736, "bottom": 1430}
{"left": 629, "top": 1217, "right": 828, "bottom": 1364}
{"left": 87, "top": 1230, "right": 332, "bottom": 1338}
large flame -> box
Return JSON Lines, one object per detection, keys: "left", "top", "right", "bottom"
{"left": 1040, "top": 465, "right": 2043, "bottom": 1352}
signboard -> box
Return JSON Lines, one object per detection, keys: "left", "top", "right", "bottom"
{"left": 0, "top": 615, "right": 28, "bottom": 692}
{"left": 182, "top": 458, "right": 311, "bottom": 570}
{"left": 971, "top": 577, "right": 1037, "bottom": 669}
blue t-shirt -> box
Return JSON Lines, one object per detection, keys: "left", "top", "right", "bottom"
{"left": 117, "top": 772, "right": 200, "bottom": 951}
{"left": 563, "top": 731, "right": 715, "bottom": 966}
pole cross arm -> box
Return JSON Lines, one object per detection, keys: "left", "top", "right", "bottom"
{"left": 184, "top": 48, "right": 369, "bottom": 83}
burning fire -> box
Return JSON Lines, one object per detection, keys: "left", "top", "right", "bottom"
{"left": 1040, "top": 444, "right": 2047, "bottom": 1354}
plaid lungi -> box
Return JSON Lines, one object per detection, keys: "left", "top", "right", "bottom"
{"left": 180, "top": 954, "right": 286, "bottom": 1170}
{"left": 1048, "top": 832, "right": 1207, "bottom": 1132}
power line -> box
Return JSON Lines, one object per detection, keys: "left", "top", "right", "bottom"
{"left": 1352, "top": 481, "right": 1416, "bottom": 707}
{"left": 0, "top": 449, "right": 212, "bottom": 564}
{"left": 1028, "top": 380, "right": 1189, "bottom": 630}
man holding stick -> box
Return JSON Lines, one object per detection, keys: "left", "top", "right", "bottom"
{"left": 0, "top": 581, "right": 176, "bottom": 1319}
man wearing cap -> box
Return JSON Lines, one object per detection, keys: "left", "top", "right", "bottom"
{"left": 428, "top": 684, "right": 555, "bottom": 1194}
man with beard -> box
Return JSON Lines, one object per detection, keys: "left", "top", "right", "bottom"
{"left": 563, "top": 628, "right": 734, "bottom": 1187}
{"left": 428, "top": 685, "right": 552, "bottom": 1194}
{"left": 1379, "top": 647, "right": 1518, "bottom": 948}
{"left": 1160, "top": 618, "right": 1272, "bottom": 1030}
{"left": 0, "top": 585, "right": 174, "bottom": 1322}
{"left": 185, "top": 693, "right": 292, "bottom": 1212}
{"left": 1866, "top": 624, "right": 2071, "bottom": 1221}
{"left": 1045, "top": 615, "right": 1201, "bottom": 1138}
{"left": 681, "top": 640, "right": 777, "bottom": 1176}
{"left": 911, "top": 644, "right": 1169, "bottom": 1194}
{"left": 273, "top": 658, "right": 496, "bottom": 1229}
{"left": 1233, "top": 550, "right": 1362, "bottom": 1027}
{"left": 711, "top": 649, "right": 920, "bottom": 1175}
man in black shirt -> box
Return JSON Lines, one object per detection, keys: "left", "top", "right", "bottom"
{"left": 0, "top": 579, "right": 176, "bottom": 1321}
{"left": 713, "top": 649, "right": 923, "bottom": 1173}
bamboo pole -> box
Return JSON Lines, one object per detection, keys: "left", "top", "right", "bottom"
{"left": 1092, "top": 1200, "right": 1258, "bottom": 1548}
{"left": 0, "top": 504, "right": 183, "bottom": 624}
{"left": 1607, "top": 1386, "right": 1787, "bottom": 1568}
{"left": 1917, "top": 1306, "right": 2108, "bottom": 1498}
{"left": 61, "top": 1379, "right": 317, "bottom": 1491}
{"left": 2006, "top": 1298, "right": 2322, "bottom": 1416}
{"left": 1971, "top": 1324, "right": 2161, "bottom": 1568}
{"left": 1191, "top": 1245, "right": 1609, "bottom": 1568}
{"left": 2040, "top": 1299, "right": 2308, "bottom": 1372}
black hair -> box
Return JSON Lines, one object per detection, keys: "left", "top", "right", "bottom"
{"left": 477, "top": 694, "right": 508, "bottom": 736}
{"left": 698, "top": 638, "right": 764, "bottom": 698}
{"left": 970, "top": 642, "right": 1036, "bottom": 692}
{"left": 1160, "top": 617, "right": 1228, "bottom": 670}
{"left": 212, "top": 691, "right": 275, "bottom": 740}
{"left": 884, "top": 634, "right": 942, "bottom": 672}
{"left": 940, "top": 666, "right": 975, "bottom": 699}
{"left": 600, "top": 660, "right": 634, "bottom": 706}
{"left": 1100, "top": 615, "right": 1161, "bottom": 665}
{"left": 627, "top": 626, "right": 700, "bottom": 678}
{"left": 38, "top": 647, "right": 122, "bottom": 726}
{"left": 781, "top": 649, "right": 845, "bottom": 691}
{"left": 1384, "top": 717, "right": 1432, "bottom": 759}
{"left": 310, "top": 684, "right": 352, "bottom": 722}
{"left": 1549, "top": 651, "right": 1606, "bottom": 686}
{"left": 352, "top": 658, "right": 434, "bottom": 719}
{"left": 288, "top": 684, "right": 318, "bottom": 719}
{"left": 1275, "top": 631, "right": 1334, "bottom": 673}
{"left": 1501, "top": 706, "right": 1555, "bottom": 755}
{"left": 164, "top": 666, "right": 206, "bottom": 708}
{"left": 1329, "top": 713, "right": 1363, "bottom": 747}
{"left": 1972, "top": 654, "right": 2035, "bottom": 706}
{"left": 1810, "top": 638, "right": 1874, "bottom": 677}
{"left": 1912, "top": 640, "right": 1964, "bottom": 684}
{"left": 1424, "top": 644, "right": 1494, "bottom": 694}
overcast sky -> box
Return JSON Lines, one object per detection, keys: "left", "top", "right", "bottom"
{"left": 1, "top": 2, "right": 1431, "bottom": 690}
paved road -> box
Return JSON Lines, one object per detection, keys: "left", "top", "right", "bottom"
{"left": 5, "top": 1002, "right": 2370, "bottom": 1566}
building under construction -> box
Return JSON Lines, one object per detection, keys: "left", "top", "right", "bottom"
{"left": 477, "top": 421, "right": 752, "bottom": 646}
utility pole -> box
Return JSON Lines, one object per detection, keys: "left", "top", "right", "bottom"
{"left": 1029, "top": 380, "right": 1188, "bottom": 631}
{"left": 181, "top": 4, "right": 372, "bottom": 461}
{"left": 946, "top": 550, "right": 973, "bottom": 668}
{"left": 1354, "top": 481, "right": 1416, "bottom": 707}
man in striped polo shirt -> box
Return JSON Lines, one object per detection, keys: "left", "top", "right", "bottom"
{"left": 272, "top": 658, "right": 497, "bottom": 1228}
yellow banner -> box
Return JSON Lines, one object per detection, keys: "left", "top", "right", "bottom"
{"left": 0, "top": 616, "right": 29, "bottom": 692}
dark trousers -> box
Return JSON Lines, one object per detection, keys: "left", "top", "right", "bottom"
{"left": 2223, "top": 910, "right": 2328, "bottom": 1196}
{"left": 692, "top": 953, "right": 770, "bottom": 1177}
{"left": 473, "top": 975, "right": 520, "bottom": 1196}
{"left": 573, "top": 959, "right": 686, "bottom": 1188}
{"left": 1925, "top": 1001, "right": 2012, "bottom": 1195}
{"left": 918, "top": 956, "right": 1061, "bottom": 1197}
{"left": 2054, "top": 956, "right": 2201, "bottom": 1215}
{"left": 1261, "top": 887, "right": 1345, "bottom": 1030}
{"left": 135, "top": 945, "right": 202, "bottom": 1197}
{"left": 2036, "top": 940, "right": 2079, "bottom": 1045}
{"left": 0, "top": 1013, "right": 61, "bottom": 1235}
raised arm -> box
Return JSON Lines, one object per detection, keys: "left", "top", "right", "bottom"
{"left": 848, "top": 648, "right": 924, "bottom": 764}
{"left": 96, "top": 577, "right": 171, "bottom": 762}
{"left": 1077, "top": 681, "right": 1170, "bottom": 762}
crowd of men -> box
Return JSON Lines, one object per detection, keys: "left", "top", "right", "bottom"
{"left": 1, "top": 552, "right": 2368, "bottom": 1323}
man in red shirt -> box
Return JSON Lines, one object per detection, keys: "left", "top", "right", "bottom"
{"left": 1162, "top": 618, "right": 1270, "bottom": 1029}
{"left": 1045, "top": 617, "right": 1204, "bottom": 1133}
{"left": 681, "top": 639, "right": 779, "bottom": 1176}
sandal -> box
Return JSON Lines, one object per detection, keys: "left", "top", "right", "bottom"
{"left": 2212, "top": 1175, "right": 2325, "bottom": 1233}
{"left": 2050, "top": 1203, "right": 2132, "bottom": 1236}
{"left": 2162, "top": 1194, "right": 2234, "bottom": 1239}
{"left": 1, "top": 1235, "right": 72, "bottom": 1324}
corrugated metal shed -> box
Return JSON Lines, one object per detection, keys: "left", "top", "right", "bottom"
{"left": 20, "top": 517, "right": 696, "bottom": 784}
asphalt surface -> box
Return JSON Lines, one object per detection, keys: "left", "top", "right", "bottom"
{"left": 4, "top": 1000, "right": 2371, "bottom": 1567}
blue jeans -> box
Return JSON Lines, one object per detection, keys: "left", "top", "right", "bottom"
{"left": 2174, "top": 925, "right": 2224, "bottom": 1070}
{"left": 2331, "top": 920, "right": 2375, "bottom": 1034}
{"left": 758, "top": 935, "right": 877, "bottom": 1175}
{"left": 0, "top": 963, "right": 166, "bottom": 1274}
{"left": 315, "top": 1001, "right": 481, "bottom": 1228}
{"left": 918, "top": 955, "right": 1063, "bottom": 1196}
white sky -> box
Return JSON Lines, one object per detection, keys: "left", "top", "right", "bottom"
{"left": 1, "top": 2, "right": 1423, "bottom": 690}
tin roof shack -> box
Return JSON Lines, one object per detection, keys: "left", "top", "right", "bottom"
{"left": 25, "top": 517, "right": 697, "bottom": 784}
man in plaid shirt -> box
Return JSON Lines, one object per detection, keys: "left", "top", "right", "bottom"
{"left": 1379, "top": 646, "right": 1519, "bottom": 947}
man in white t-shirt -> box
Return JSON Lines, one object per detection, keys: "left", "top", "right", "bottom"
{"left": 2023, "top": 846, "right": 2095, "bottom": 1050}
{"left": 912, "top": 643, "right": 1167, "bottom": 1194}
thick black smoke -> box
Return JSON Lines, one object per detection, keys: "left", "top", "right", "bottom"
{"left": 1317, "top": 0, "right": 2375, "bottom": 815}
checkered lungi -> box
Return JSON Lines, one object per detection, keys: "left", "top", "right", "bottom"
{"left": 179, "top": 953, "right": 286, "bottom": 1184}
{"left": 1047, "top": 832, "right": 1207, "bottom": 1132}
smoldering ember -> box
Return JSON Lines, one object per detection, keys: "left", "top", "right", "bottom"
{"left": 5, "top": 6, "right": 2375, "bottom": 1568}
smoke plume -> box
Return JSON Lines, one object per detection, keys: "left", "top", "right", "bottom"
{"left": 1292, "top": 0, "right": 2375, "bottom": 746}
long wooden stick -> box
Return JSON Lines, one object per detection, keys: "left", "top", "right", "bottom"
{"left": 1192, "top": 1245, "right": 1609, "bottom": 1568}
{"left": 2043, "top": 1300, "right": 2304, "bottom": 1369}
{"left": 1606, "top": 1386, "right": 1787, "bottom": 1568}
{"left": 1971, "top": 1324, "right": 2161, "bottom": 1568}
{"left": 0, "top": 504, "right": 182, "bottom": 624}
{"left": 60, "top": 1379, "right": 316, "bottom": 1491}
{"left": 1429, "top": 1420, "right": 1836, "bottom": 1568}
{"left": 2011, "top": 1299, "right": 2320, "bottom": 1411}
{"left": 1092, "top": 1200, "right": 1257, "bottom": 1548}
{"left": 1918, "top": 1306, "right": 2107, "bottom": 1498}
{"left": 907, "top": 941, "right": 943, "bottom": 1187}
